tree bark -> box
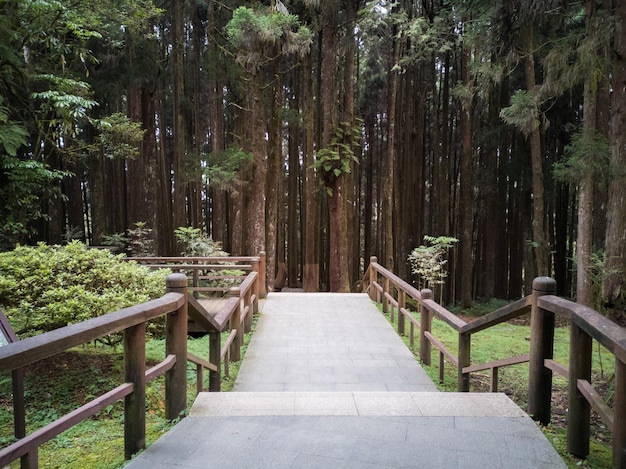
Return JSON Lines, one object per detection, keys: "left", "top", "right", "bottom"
{"left": 522, "top": 26, "right": 549, "bottom": 277}
{"left": 172, "top": 0, "right": 187, "bottom": 235}
{"left": 459, "top": 43, "right": 474, "bottom": 308}
{"left": 603, "top": 0, "right": 626, "bottom": 306}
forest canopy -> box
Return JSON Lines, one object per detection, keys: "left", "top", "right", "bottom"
{"left": 0, "top": 0, "right": 624, "bottom": 315}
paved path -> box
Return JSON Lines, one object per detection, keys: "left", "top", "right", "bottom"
{"left": 234, "top": 293, "right": 438, "bottom": 392}
{"left": 124, "top": 293, "right": 566, "bottom": 468}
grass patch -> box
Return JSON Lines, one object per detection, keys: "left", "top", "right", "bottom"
{"left": 379, "top": 303, "right": 613, "bottom": 468}
{"left": 0, "top": 316, "right": 257, "bottom": 468}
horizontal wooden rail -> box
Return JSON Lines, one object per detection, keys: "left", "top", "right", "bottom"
{"left": 187, "top": 352, "right": 218, "bottom": 373}
{"left": 0, "top": 293, "right": 184, "bottom": 373}
{"left": 463, "top": 353, "right": 530, "bottom": 374}
{"left": 544, "top": 358, "right": 569, "bottom": 379}
{"left": 424, "top": 331, "right": 458, "bottom": 367}
{"left": 578, "top": 379, "right": 614, "bottom": 428}
{"left": 1, "top": 254, "right": 265, "bottom": 468}
{"left": 364, "top": 258, "right": 626, "bottom": 468}
{"left": 0, "top": 382, "right": 135, "bottom": 466}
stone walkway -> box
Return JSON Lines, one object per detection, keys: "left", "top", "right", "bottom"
{"left": 124, "top": 293, "right": 566, "bottom": 468}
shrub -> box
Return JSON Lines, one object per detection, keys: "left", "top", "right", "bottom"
{"left": 0, "top": 241, "right": 169, "bottom": 338}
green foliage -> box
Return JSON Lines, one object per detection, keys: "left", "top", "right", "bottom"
{"left": 226, "top": 6, "right": 311, "bottom": 70}
{"left": 97, "top": 113, "right": 145, "bottom": 160}
{"left": 204, "top": 146, "right": 253, "bottom": 190}
{"left": 174, "top": 227, "right": 229, "bottom": 257}
{"left": 313, "top": 121, "right": 362, "bottom": 194}
{"left": 408, "top": 235, "right": 458, "bottom": 296}
{"left": 500, "top": 89, "right": 546, "bottom": 137}
{"left": 553, "top": 129, "right": 610, "bottom": 184}
{"left": 102, "top": 222, "right": 155, "bottom": 256}
{"left": 0, "top": 96, "right": 72, "bottom": 250}
{"left": 0, "top": 241, "right": 168, "bottom": 338}
{"left": 32, "top": 74, "right": 99, "bottom": 139}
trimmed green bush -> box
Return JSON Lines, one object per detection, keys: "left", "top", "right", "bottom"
{"left": 0, "top": 241, "right": 169, "bottom": 338}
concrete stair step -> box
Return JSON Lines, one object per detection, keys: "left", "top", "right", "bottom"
{"left": 190, "top": 391, "right": 529, "bottom": 418}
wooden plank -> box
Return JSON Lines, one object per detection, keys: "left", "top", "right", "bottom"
{"left": 187, "top": 352, "right": 218, "bottom": 373}
{"left": 145, "top": 354, "right": 176, "bottom": 382}
{"left": 424, "top": 331, "right": 458, "bottom": 367}
{"left": 0, "top": 383, "right": 133, "bottom": 466}
{"left": 187, "top": 295, "right": 223, "bottom": 332}
{"left": 460, "top": 296, "right": 532, "bottom": 335}
{"left": 128, "top": 256, "right": 258, "bottom": 263}
{"left": 539, "top": 296, "right": 626, "bottom": 365}
{"left": 196, "top": 298, "right": 230, "bottom": 315}
{"left": 544, "top": 358, "right": 569, "bottom": 378}
{"left": 371, "top": 263, "right": 422, "bottom": 302}
{"left": 463, "top": 354, "right": 530, "bottom": 374}
{"left": 139, "top": 264, "right": 252, "bottom": 271}
{"left": 221, "top": 330, "right": 238, "bottom": 360}
{"left": 0, "top": 293, "right": 184, "bottom": 373}
{"left": 578, "top": 379, "right": 614, "bottom": 429}
{"left": 422, "top": 299, "right": 466, "bottom": 331}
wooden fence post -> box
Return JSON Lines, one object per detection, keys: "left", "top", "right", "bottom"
{"left": 567, "top": 321, "right": 592, "bottom": 458}
{"left": 209, "top": 329, "right": 221, "bottom": 392}
{"left": 124, "top": 322, "right": 146, "bottom": 459}
{"left": 165, "top": 273, "right": 188, "bottom": 420}
{"left": 527, "top": 276, "right": 556, "bottom": 425}
{"left": 614, "top": 358, "right": 626, "bottom": 469}
{"left": 229, "top": 287, "right": 242, "bottom": 362}
{"left": 398, "top": 290, "right": 406, "bottom": 336}
{"left": 420, "top": 289, "right": 433, "bottom": 366}
{"left": 369, "top": 256, "right": 377, "bottom": 301}
{"left": 244, "top": 285, "right": 253, "bottom": 333}
{"left": 251, "top": 257, "right": 260, "bottom": 313}
{"left": 383, "top": 278, "right": 390, "bottom": 315}
{"left": 259, "top": 251, "right": 267, "bottom": 299}
{"left": 458, "top": 332, "right": 471, "bottom": 392}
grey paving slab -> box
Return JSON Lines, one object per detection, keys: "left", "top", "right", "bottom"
{"left": 234, "top": 293, "right": 439, "bottom": 392}
{"left": 124, "top": 414, "right": 566, "bottom": 468}
{"left": 122, "top": 293, "right": 566, "bottom": 469}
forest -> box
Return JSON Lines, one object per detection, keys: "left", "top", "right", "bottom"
{"left": 0, "top": 0, "right": 624, "bottom": 314}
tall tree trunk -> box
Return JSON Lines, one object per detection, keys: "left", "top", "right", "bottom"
{"left": 459, "top": 43, "right": 474, "bottom": 308}
{"left": 245, "top": 70, "right": 267, "bottom": 258}
{"left": 382, "top": 25, "right": 400, "bottom": 272}
{"left": 576, "top": 0, "right": 599, "bottom": 307}
{"left": 287, "top": 71, "right": 300, "bottom": 287}
{"left": 189, "top": 6, "right": 204, "bottom": 230}
{"left": 522, "top": 26, "right": 549, "bottom": 277}
{"left": 266, "top": 72, "right": 282, "bottom": 291}
{"left": 303, "top": 52, "right": 319, "bottom": 291}
{"left": 172, "top": 0, "right": 187, "bottom": 235}
{"left": 126, "top": 86, "right": 146, "bottom": 229}
{"left": 141, "top": 83, "right": 158, "bottom": 250}
{"left": 603, "top": 0, "right": 626, "bottom": 306}
{"left": 320, "top": 6, "right": 344, "bottom": 291}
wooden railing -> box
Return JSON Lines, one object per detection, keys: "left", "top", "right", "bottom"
{"left": 0, "top": 255, "right": 264, "bottom": 468}
{"left": 363, "top": 256, "right": 626, "bottom": 468}
{"left": 128, "top": 254, "right": 266, "bottom": 391}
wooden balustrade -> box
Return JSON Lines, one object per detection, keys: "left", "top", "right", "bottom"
{"left": 0, "top": 254, "right": 263, "bottom": 468}
{"left": 363, "top": 256, "right": 626, "bottom": 468}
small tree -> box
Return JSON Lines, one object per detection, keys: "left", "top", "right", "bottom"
{"left": 408, "top": 235, "right": 458, "bottom": 304}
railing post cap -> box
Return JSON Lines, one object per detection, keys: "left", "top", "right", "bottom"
{"left": 166, "top": 273, "right": 188, "bottom": 289}
{"left": 421, "top": 288, "right": 433, "bottom": 299}
{"left": 229, "top": 287, "right": 241, "bottom": 297}
{"left": 532, "top": 277, "right": 557, "bottom": 293}
{"left": 370, "top": 256, "right": 377, "bottom": 263}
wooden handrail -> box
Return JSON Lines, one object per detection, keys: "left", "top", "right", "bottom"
{"left": 365, "top": 258, "right": 626, "bottom": 468}
{"left": 0, "top": 255, "right": 264, "bottom": 467}
{"left": 0, "top": 293, "right": 184, "bottom": 373}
